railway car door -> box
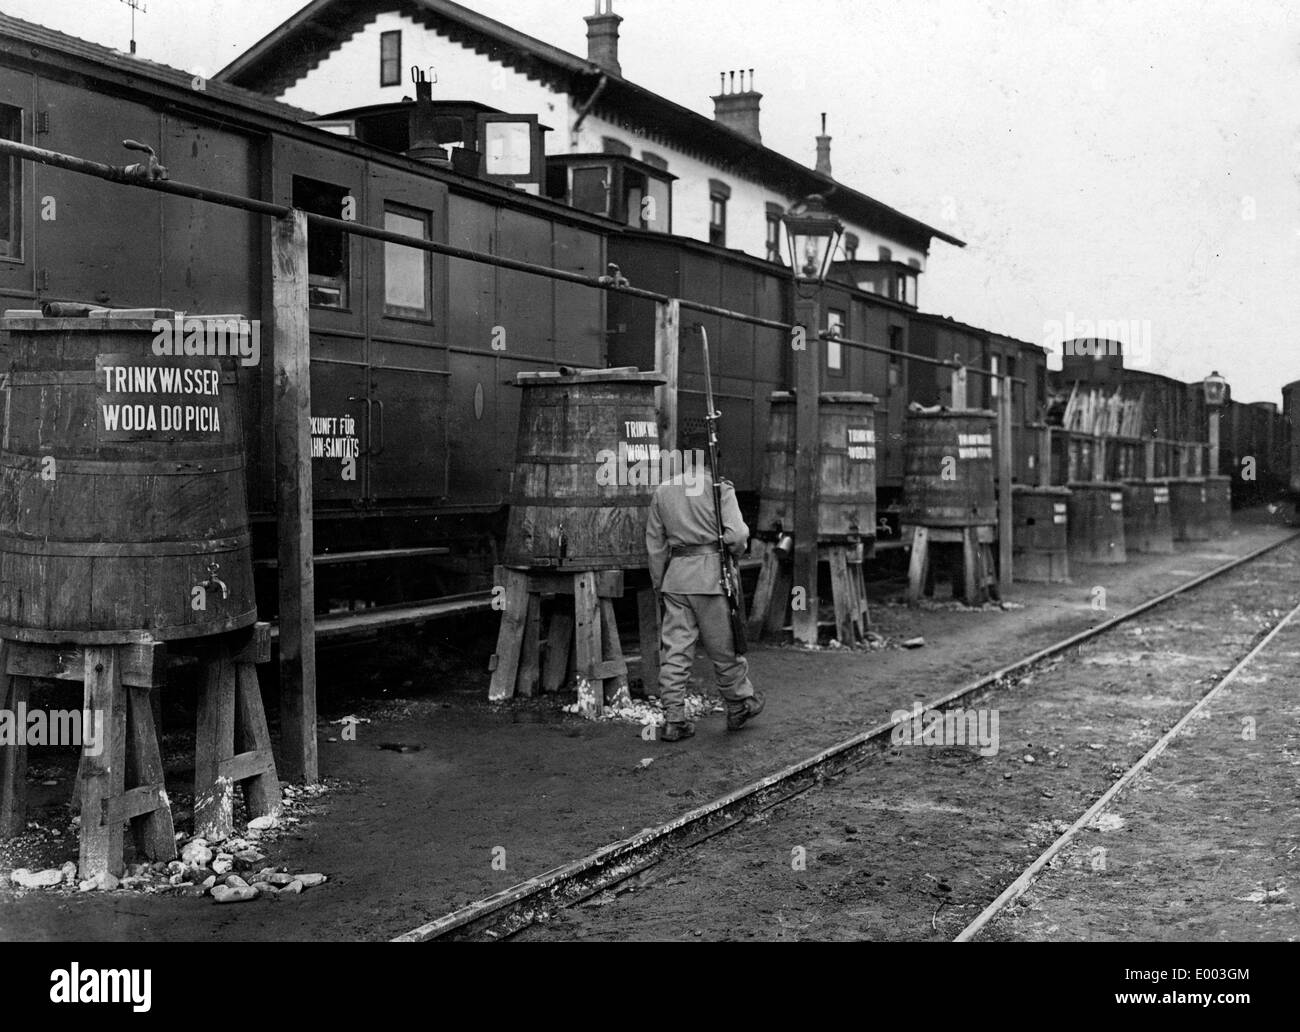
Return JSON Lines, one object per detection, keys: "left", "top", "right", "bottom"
{"left": 273, "top": 141, "right": 371, "bottom": 507}
{"left": 0, "top": 66, "right": 34, "bottom": 305}
{"left": 365, "top": 166, "right": 449, "bottom": 503}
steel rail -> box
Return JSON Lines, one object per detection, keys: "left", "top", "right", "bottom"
{"left": 393, "top": 530, "right": 1300, "bottom": 942}
{"left": 953, "top": 592, "right": 1300, "bottom": 942}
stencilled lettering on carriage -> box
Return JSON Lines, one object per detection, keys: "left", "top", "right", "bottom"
{"left": 890, "top": 702, "right": 999, "bottom": 756}
{"left": 0, "top": 705, "right": 103, "bottom": 756}
{"left": 49, "top": 964, "right": 151, "bottom": 1013}
{"left": 151, "top": 314, "right": 261, "bottom": 367}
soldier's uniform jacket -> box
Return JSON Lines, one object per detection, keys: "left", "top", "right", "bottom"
{"left": 646, "top": 472, "right": 749, "bottom": 594}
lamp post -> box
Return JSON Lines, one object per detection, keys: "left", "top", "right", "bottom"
{"left": 782, "top": 195, "right": 843, "bottom": 645}
{"left": 1202, "top": 370, "right": 1228, "bottom": 474}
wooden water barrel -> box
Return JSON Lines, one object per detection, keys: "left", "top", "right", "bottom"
{"left": 1205, "top": 475, "right": 1232, "bottom": 537}
{"left": 1168, "top": 477, "right": 1209, "bottom": 541}
{"left": 1122, "top": 479, "right": 1173, "bottom": 554}
{"left": 1066, "top": 481, "right": 1127, "bottom": 564}
{"left": 0, "top": 313, "right": 257, "bottom": 643}
{"left": 757, "top": 391, "right": 878, "bottom": 544}
{"left": 1011, "top": 485, "right": 1070, "bottom": 583}
{"left": 503, "top": 368, "right": 666, "bottom": 569}
{"left": 900, "top": 410, "right": 997, "bottom": 527}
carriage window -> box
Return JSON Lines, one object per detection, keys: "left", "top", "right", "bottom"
{"left": 571, "top": 165, "right": 610, "bottom": 215}
{"left": 380, "top": 31, "right": 402, "bottom": 86}
{"left": 292, "top": 176, "right": 351, "bottom": 309}
{"left": 383, "top": 205, "right": 430, "bottom": 319}
{"left": 826, "top": 309, "right": 845, "bottom": 374}
{"left": 0, "top": 105, "right": 21, "bottom": 260}
{"left": 990, "top": 354, "right": 1000, "bottom": 399}
{"left": 644, "top": 175, "right": 670, "bottom": 232}
{"left": 483, "top": 120, "right": 533, "bottom": 177}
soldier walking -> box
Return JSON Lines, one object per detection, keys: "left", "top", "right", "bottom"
{"left": 645, "top": 440, "right": 764, "bottom": 741}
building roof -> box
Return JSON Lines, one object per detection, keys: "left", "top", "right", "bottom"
{"left": 217, "top": 0, "right": 965, "bottom": 253}
{"left": 0, "top": 11, "right": 317, "bottom": 124}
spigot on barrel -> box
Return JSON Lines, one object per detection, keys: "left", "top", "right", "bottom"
{"left": 197, "top": 561, "right": 229, "bottom": 600}
{"left": 120, "top": 139, "right": 168, "bottom": 181}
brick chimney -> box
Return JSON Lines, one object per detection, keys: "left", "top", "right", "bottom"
{"left": 585, "top": 0, "right": 623, "bottom": 76}
{"left": 815, "top": 112, "right": 832, "bottom": 176}
{"left": 712, "top": 69, "right": 762, "bottom": 143}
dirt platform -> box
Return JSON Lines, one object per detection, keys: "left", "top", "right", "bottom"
{"left": 0, "top": 510, "right": 1293, "bottom": 941}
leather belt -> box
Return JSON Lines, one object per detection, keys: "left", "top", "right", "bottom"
{"left": 670, "top": 544, "right": 722, "bottom": 558}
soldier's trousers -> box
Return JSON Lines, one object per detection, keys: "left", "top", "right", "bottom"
{"left": 658, "top": 592, "right": 755, "bottom": 722}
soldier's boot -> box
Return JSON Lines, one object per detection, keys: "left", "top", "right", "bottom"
{"left": 660, "top": 720, "right": 695, "bottom": 742}
{"left": 725, "top": 692, "right": 765, "bottom": 731}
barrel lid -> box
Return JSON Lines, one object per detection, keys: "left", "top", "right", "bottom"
{"left": 510, "top": 366, "right": 666, "bottom": 387}
{"left": 1012, "top": 484, "right": 1071, "bottom": 495}
{"left": 768, "top": 390, "right": 879, "bottom": 404}
{"left": 904, "top": 406, "right": 997, "bottom": 419}
{"left": 1066, "top": 480, "right": 1126, "bottom": 489}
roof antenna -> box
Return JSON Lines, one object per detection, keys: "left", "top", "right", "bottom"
{"left": 118, "top": 0, "right": 148, "bottom": 55}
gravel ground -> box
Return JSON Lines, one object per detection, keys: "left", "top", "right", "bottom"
{"left": 516, "top": 540, "right": 1300, "bottom": 941}
{"left": 0, "top": 511, "right": 1293, "bottom": 941}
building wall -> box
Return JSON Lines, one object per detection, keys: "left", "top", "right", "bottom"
{"left": 273, "top": 10, "right": 927, "bottom": 270}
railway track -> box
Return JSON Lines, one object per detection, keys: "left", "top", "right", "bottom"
{"left": 395, "top": 533, "right": 1300, "bottom": 942}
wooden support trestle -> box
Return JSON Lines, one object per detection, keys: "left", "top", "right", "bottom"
{"left": 0, "top": 637, "right": 177, "bottom": 878}
{"left": 489, "top": 567, "right": 659, "bottom": 716}
{"left": 747, "top": 543, "right": 871, "bottom": 645}
{"left": 905, "top": 524, "right": 999, "bottom": 605}
{"left": 0, "top": 623, "right": 281, "bottom": 879}
{"left": 193, "top": 623, "right": 282, "bottom": 842}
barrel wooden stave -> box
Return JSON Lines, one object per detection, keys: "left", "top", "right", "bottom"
{"left": 0, "top": 320, "right": 257, "bottom": 643}
{"left": 1122, "top": 479, "right": 1174, "bottom": 554}
{"left": 1011, "top": 485, "right": 1070, "bottom": 583}
{"left": 757, "top": 392, "right": 878, "bottom": 543}
{"left": 901, "top": 411, "right": 997, "bottom": 527}
{"left": 1204, "top": 475, "right": 1232, "bottom": 537}
{"left": 1065, "top": 481, "right": 1127, "bottom": 564}
{"left": 1168, "top": 477, "right": 1210, "bottom": 542}
{"left": 503, "top": 372, "right": 664, "bottom": 570}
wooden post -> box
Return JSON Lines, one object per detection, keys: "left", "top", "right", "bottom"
{"left": 997, "top": 374, "right": 1013, "bottom": 588}
{"left": 654, "top": 299, "right": 680, "bottom": 452}
{"left": 1208, "top": 410, "right": 1220, "bottom": 475}
{"left": 1144, "top": 437, "right": 1156, "bottom": 481}
{"left": 80, "top": 647, "right": 125, "bottom": 879}
{"left": 272, "top": 209, "right": 318, "bottom": 783}
{"left": 1093, "top": 435, "right": 1107, "bottom": 483}
{"left": 0, "top": 641, "right": 27, "bottom": 838}
{"left": 792, "top": 293, "right": 822, "bottom": 646}
{"left": 1037, "top": 425, "right": 1052, "bottom": 488}
{"left": 950, "top": 361, "right": 967, "bottom": 410}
